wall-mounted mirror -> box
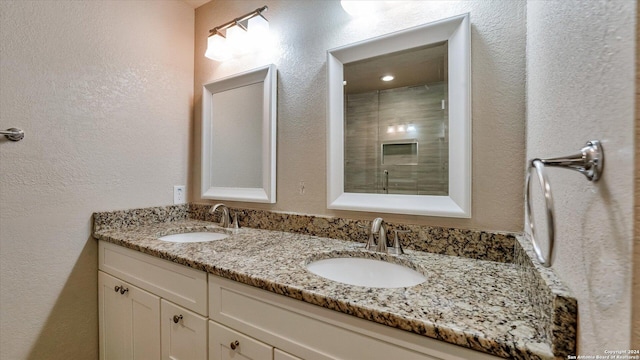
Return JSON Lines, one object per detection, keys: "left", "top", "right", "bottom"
{"left": 202, "top": 64, "right": 277, "bottom": 203}
{"left": 327, "top": 14, "right": 470, "bottom": 217}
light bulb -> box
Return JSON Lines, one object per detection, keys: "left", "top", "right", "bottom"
{"left": 204, "top": 34, "right": 232, "bottom": 61}
{"left": 380, "top": 75, "right": 394, "bottom": 82}
{"left": 247, "top": 14, "right": 269, "bottom": 49}
{"left": 340, "top": 0, "right": 382, "bottom": 16}
{"left": 387, "top": 126, "right": 395, "bottom": 134}
{"left": 226, "top": 24, "right": 250, "bottom": 55}
{"left": 407, "top": 124, "right": 416, "bottom": 132}
{"left": 397, "top": 125, "right": 406, "bottom": 133}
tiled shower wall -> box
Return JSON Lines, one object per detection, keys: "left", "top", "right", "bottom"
{"left": 344, "top": 83, "right": 449, "bottom": 195}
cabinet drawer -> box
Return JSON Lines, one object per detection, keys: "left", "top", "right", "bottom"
{"left": 274, "top": 349, "right": 302, "bottom": 360}
{"left": 209, "top": 321, "right": 273, "bottom": 360}
{"left": 99, "top": 241, "right": 207, "bottom": 316}
{"left": 162, "top": 299, "right": 208, "bottom": 360}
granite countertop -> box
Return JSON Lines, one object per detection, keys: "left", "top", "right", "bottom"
{"left": 93, "top": 217, "right": 558, "bottom": 360}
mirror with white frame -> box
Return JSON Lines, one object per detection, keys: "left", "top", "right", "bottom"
{"left": 202, "top": 64, "right": 277, "bottom": 203}
{"left": 327, "top": 14, "right": 470, "bottom": 217}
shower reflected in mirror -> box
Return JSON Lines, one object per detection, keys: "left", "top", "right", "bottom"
{"left": 327, "top": 13, "right": 470, "bottom": 217}
{"left": 343, "top": 41, "right": 448, "bottom": 196}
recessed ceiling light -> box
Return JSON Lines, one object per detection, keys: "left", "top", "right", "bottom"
{"left": 380, "top": 75, "right": 394, "bottom": 82}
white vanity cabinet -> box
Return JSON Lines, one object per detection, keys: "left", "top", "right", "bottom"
{"left": 98, "top": 240, "right": 501, "bottom": 360}
{"left": 98, "top": 241, "right": 208, "bottom": 360}
{"left": 98, "top": 272, "right": 161, "bottom": 360}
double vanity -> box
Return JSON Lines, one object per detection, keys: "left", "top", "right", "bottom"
{"left": 93, "top": 204, "right": 576, "bottom": 360}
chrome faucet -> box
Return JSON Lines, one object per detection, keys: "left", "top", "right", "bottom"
{"left": 365, "top": 217, "right": 388, "bottom": 253}
{"left": 210, "top": 203, "right": 231, "bottom": 228}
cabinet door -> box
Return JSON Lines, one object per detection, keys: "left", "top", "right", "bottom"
{"left": 99, "top": 271, "right": 160, "bottom": 360}
{"left": 161, "top": 299, "right": 207, "bottom": 360}
{"left": 209, "top": 321, "right": 273, "bottom": 360}
{"left": 274, "top": 349, "right": 302, "bottom": 360}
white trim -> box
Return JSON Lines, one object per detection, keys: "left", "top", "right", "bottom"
{"left": 202, "top": 64, "right": 277, "bottom": 203}
{"left": 327, "top": 14, "right": 471, "bottom": 217}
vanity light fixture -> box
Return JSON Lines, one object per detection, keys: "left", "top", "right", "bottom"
{"left": 396, "top": 124, "right": 406, "bottom": 133}
{"left": 407, "top": 124, "right": 416, "bottom": 132}
{"left": 380, "top": 75, "right": 395, "bottom": 82}
{"left": 205, "top": 6, "right": 269, "bottom": 62}
{"left": 387, "top": 125, "right": 395, "bottom": 134}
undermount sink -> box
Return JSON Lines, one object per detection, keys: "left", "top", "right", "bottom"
{"left": 158, "top": 232, "right": 229, "bottom": 243}
{"left": 306, "top": 257, "right": 426, "bottom": 288}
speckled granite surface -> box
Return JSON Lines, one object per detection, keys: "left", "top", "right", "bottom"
{"left": 515, "top": 235, "right": 577, "bottom": 357}
{"left": 188, "top": 203, "right": 517, "bottom": 263}
{"left": 93, "top": 204, "right": 189, "bottom": 232}
{"left": 93, "top": 204, "right": 576, "bottom": 359}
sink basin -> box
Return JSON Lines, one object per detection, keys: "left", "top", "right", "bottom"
{"left": 306, "top": 257, "right": 426, "bottom": 288}
{"left": 158, "top": 232, "right": 229, "bottom": 243}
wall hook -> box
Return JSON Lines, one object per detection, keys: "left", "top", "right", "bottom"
{"left": 1, "top": 128, "right": 24, "bottom": 142}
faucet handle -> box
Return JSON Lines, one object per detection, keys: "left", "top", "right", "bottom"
{"left": 231, "top": 211, "right": 240, "bottom": 229}
{"left": 358, "top": 223, "right": 377, "bottom": 251}
{"left": 388, "top": 229, "right": 410, "bottom": 255}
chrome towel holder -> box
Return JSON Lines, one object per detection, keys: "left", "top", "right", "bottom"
{"left": 525, "top": 140, "right": 604, "bottom": 267}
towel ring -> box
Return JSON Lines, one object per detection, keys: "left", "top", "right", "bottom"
{"left": 525, "top": 159, "right": 555, "bottom": 267}
{"left": 525, "top": 140, "right": 604, "bottom": 267}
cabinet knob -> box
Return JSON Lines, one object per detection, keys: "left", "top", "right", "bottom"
{"left": 230, "top": 340, "right": 239, "bottom": 350}
{"left": 119, "top": 287, "right": 129, "bottom": 295}
{"left": 173, "top": 314, "right": 183, "bottom": 324}
{"left": 114, "top": 286, "right": 121, "bottom": 293}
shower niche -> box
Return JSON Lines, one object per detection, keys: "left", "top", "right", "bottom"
{"left": 382, "top": 142, "right": 418, "bottom": 166}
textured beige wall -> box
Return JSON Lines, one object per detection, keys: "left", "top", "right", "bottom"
{"left": 526, "top": 0, "right": 635, "bottom": 353}
{"left": 193, "top": 0, "right": 526, "bottom": 232}
{"left": 0, "top": 1, "right": 194, "bottom": 359}
{"left": 634, "top": 3, "right": 640, "bottom": 349}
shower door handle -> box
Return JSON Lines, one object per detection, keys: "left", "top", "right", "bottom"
{"left": 383, "top": 170, "right": 389, "bottom": 194}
